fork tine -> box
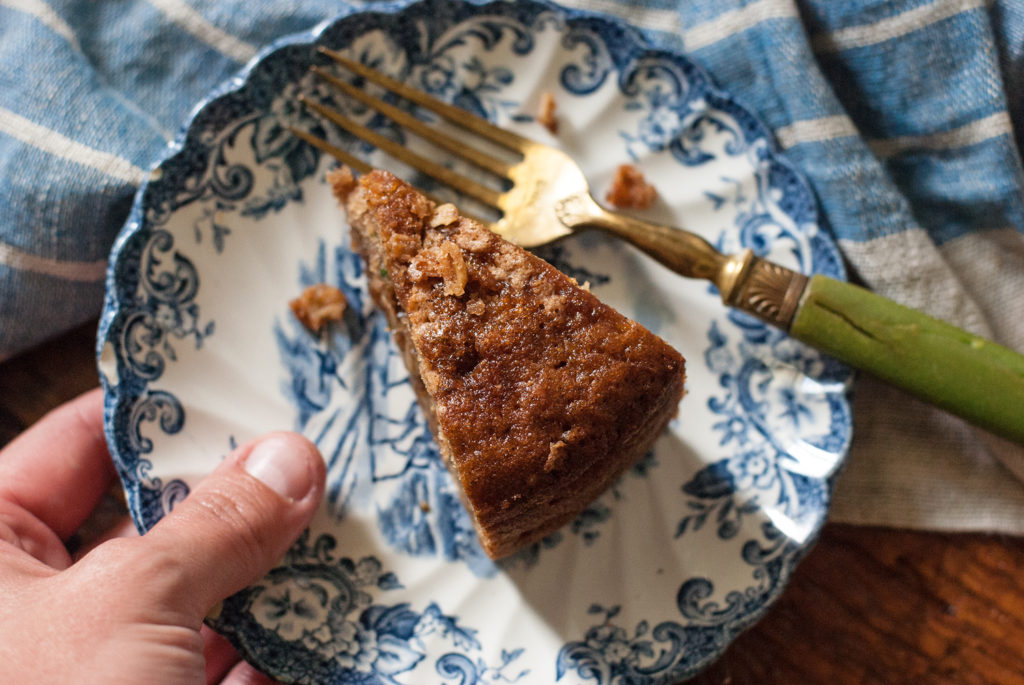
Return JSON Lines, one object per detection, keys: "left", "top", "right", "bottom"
{"left": 311, "top": 66, "right": 513, "bottom": 179}
{"left": 299, "top": 94, "right": 503, "bottom": 210}
{"left": 318, "top": 46, "right": 533, "bottom": 154}
{"left": 288, "top": 125, "right": 492, "bottom": 226}
{"left": 288, "top": 126, "right": 372, "bottom": 175}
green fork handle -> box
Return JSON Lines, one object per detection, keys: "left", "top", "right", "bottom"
{"left": 788, "top": 275, "right": 1024, "bottom": 444}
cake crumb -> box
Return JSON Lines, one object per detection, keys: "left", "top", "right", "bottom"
{"left": 605, "top": 164, "right": 657, "bottom": 209}
{"left": 442, "top": 242, "right": 469, "bottom": 296}
{"left": 419, "top": 501, "right": 431, "bottom": 513}
{"left": 538, "top": 91, "right": 558, "bottom": 134}
{"left": 326, "top": 166, "right": 356, "bottom": 199}
{"left": 290, "top": 284, "right": 347, "bottom": 332}
{"left": 408, "top": 240, "right": 469, "bottom": 297}
{"left": 545, "top": 439, "right": 568, "bottom": 472}
{"left": 466, "top": 299, "right": 486, "bottom": 316}
{"left": 430, "top": 203, "right": 460, "bottom": 228}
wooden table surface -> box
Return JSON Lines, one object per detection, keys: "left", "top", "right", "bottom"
{"left": 3, "top": 321, "right": 1023, "bottom": 684}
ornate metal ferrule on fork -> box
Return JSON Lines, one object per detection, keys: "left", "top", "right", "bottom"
{"left": 554, "top": 192, "right": 808, "bottom": 330}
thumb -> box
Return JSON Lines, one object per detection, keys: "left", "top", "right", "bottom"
{"left": 123, "top": 432, "right": 325, "bottom": 625}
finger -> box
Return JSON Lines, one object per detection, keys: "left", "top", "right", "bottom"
{"left": 222, "top": 660, "right": 282, "bottom": 685}
{"left": 0, "top": 498, "right": 70, "bottom": 570}
{"left": 0, "top": 388, "right": 116, "bottom": 540}
{"left": 202, "top": 626, "right": 242, "bottom": 684}
{"left": 70, "top": 515, "right": 137, "bottom": 563}
{"left": 115, "top": 432, "right": 325, "bottom": 624}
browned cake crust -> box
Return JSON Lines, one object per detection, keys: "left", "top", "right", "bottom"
{"left": 330, "top": 167, "right": 686, "bottom": 559}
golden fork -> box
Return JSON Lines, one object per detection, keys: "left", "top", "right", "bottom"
{"left": 292, "top": 46, "right": 1024, "bottom": 445}
{"left": 291, "top": 47, "right": 802, "bottom": 326}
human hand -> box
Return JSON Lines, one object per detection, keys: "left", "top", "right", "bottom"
{"left": 0, "top": 388, "right": 326, "bottom": 684}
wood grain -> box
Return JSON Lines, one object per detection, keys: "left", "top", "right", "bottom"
{"left": 0, "top": 321, "right": 100, "bottom": 445}
{"left": 691, "top": 526, "right": 1024, "bottom": 684}
{"left": 2, "top": 325, "right": 1023, "bottom": 684}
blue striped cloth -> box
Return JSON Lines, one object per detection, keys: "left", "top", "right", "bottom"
{"left": 3, "top": 0, "right": 1024, "bottom": 531}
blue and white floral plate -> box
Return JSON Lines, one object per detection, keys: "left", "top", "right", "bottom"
{"left": 98, "top": 1, "right": 852, "bottom": 682}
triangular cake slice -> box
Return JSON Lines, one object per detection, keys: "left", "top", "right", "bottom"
{"left": 330, "top": 167, "right": 686, "bottom": 559}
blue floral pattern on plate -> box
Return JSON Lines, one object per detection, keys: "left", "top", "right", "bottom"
{"left": 98, "top": 1, "right": 852, "bottom": 682}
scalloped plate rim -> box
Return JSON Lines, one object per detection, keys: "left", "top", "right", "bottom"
{"left": 97, "top": 1, "right": 853, "bottom": 683}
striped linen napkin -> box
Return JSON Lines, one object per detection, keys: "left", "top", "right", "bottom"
{"left": 2, "top": 0, "right": 1023, "bottom": 532}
